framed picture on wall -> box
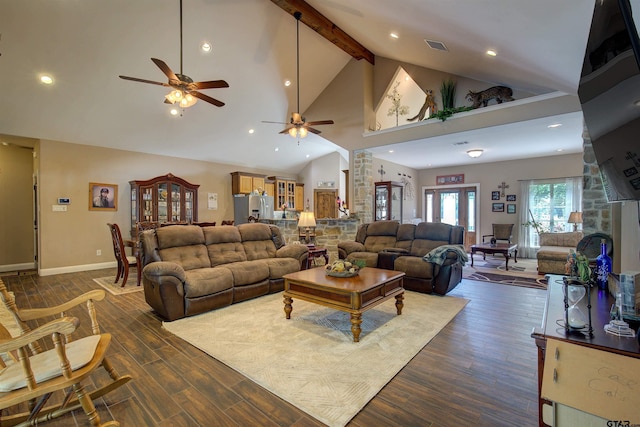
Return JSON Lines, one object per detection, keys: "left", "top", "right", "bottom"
{"left": 507, "top": 204, "right": 516, "bottom": 214}
{"left": 89, "top": 183, "right": 118, "bottom": 211}
{"left": 492, "top": 203, "right": 505, "bottom": 212}
{"left": 436, "top": 173, "right": 465, "bottom": 185}
{"left": 506, "top": 194, "right": 516, "bottom": 201}
{"left": 491, "top": 191, "right": 500, "bottom": 200}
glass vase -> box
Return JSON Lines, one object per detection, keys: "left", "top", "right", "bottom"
{"left": 595, "top": 239, "right": 612, "bottom": 291}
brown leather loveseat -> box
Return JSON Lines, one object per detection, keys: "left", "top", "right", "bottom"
{"left": 337, "top": 220, "right": 466, "bottom": 295}
{"left": 139, "top": 223, "right": 309, "bottom": 321}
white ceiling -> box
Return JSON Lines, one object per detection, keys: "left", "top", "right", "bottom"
{"left": 0, "top": 0, "right": 596, "bottom": 173}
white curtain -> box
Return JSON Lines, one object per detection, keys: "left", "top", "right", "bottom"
{"left": 518, "top": 177, "right": 582, "bottom": 259}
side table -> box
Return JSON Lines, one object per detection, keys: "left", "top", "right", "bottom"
{"left": 305, "top": 245, "right": 329, "bottom": 269}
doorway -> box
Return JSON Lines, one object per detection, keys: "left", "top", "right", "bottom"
{"left": 314, "top": 189, "right": 338, "bottom": 218}
{"left": 424, "top": 185, "right": 477, "bottom": 251}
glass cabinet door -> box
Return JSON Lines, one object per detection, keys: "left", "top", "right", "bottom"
{"left": 158, "top": 183, "right": 168, "bottom": 223}
{"left": 171, "top": 183, "right": 181, "bottom": 221}
{"left": 391, "top": 186, "right": 403, "bottom": 220}
{"left": 142, "top": 185, "right": 155, "bottom": 221}
{"left": 185, "top": 189, "right": 194, "bottom": 223}
{"left": 375, "top": 186, "right": 389, "bottom": 220}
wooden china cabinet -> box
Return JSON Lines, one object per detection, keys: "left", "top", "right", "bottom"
{"left": 129, "top": 173, "right": 199, "bottom": 237}
{"left": 374, "top": 181, "right": 403, "bottom": 221}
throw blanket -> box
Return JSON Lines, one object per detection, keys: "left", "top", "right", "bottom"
{"left": 423, "top": 245, "right": 468, "bottom": 266}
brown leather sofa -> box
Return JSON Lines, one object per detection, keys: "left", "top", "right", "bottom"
{"left": 337, "top": 220, "right": 466, "bottom": 295}
{"left": 139, "top": 223, "right": 309, "bottom": 321}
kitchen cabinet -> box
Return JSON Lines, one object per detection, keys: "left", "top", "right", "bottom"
{"left": 374, "top": 181, "right": 403, "bottom": 221}
{"left": 295, "top": 183, "right": 305, "bottom": 211}
{"left": 230, "top": 172, "right": 265, "bottom": 195}
{"left": 130, "top": 173, "right": 199, "bottom": 236}
{"left": 268, "top": 176, "right": 298, "bottom": 210}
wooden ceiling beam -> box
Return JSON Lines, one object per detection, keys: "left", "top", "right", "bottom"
{"left": 270, "top": 0, "right": 375, "bottom": 65}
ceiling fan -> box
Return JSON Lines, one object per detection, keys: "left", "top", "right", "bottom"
{"left": 263, "top": 11, "right": 334, "bottom": 139}
{"left": 118, "top": 0, "right": 228, "bottom": 109}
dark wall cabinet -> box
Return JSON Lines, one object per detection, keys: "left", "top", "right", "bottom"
{"left": 130, "top": 173, "right": 199, "bottom": 235}
{"left": 374, "top": 181, "right": 403, "bottom": 221}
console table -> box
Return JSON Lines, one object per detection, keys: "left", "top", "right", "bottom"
{"left": 531, "top": 275, "right": 640, "bottom": 426}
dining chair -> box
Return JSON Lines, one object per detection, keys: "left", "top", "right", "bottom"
{"left": 482, "top": 223, "right": 514, "bottom": 244}
{"left": 0, "top": 279, "right": 131, "bottom": 426}
{"left": 107, "top": 223, "right": 141, "bottom": 287}
{"left": 221, "top": 220, "right": 234, "bottom": 225}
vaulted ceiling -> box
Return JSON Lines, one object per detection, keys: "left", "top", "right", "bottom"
{"left": 0, "top": 0, "right": 595, "bottom": 173}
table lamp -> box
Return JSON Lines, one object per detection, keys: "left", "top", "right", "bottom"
{"left": 568, "top": 211, "right": 583, "bottom": 231}
{"left": 298, "top": 211, "right": 316, "bottom": 244}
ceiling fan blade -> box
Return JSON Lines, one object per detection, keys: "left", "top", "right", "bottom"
{"left": 305, "top": 120, "right": 334, "bottom": 126}
{"left": 151, "top": 58, "right": 179, "bottom": 81}
{"left": 306, "top": 127, "right": 322, "bottom": 135}
{"left": 262, "top": 120, "right": 288, "bottom": 125}
{"left": 194, "top": 80, "right": 230, "bottom": 89}
{"left": 119, "top": 75, "right": 170, "bottom": 87}
{"left": 278, "top": 127, "right": 292, "bottom": 134}
{"left": 190, "top": 91, "right": 225, "bottom": 107}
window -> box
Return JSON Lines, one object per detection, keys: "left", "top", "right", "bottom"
{"left": 519, "top": 177, "right": 582, "bottom": 258}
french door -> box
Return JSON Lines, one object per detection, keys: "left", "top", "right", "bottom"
{"left": 424, "top": 186, "right": 477, "bottom": 251}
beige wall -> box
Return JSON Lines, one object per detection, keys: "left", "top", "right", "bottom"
{"left": 0, "top": 143, "right": 34, "bottom": 269}
{"left": 418, "top": 153, "right": 584, "bottom": 244}
{"left": 36, "top": 139, "right": 293, "bottom": 274}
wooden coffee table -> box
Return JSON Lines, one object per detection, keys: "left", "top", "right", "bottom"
{"left": 282, "top": 267, "right": 405, "bottom": 342}
{"left": 470, "top": 242, "right": 518, "bottom": 270}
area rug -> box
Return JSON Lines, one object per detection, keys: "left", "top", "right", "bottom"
{"left": 163, "top": 291, "right": 468, "bottom": 427}
{"left": 463, "top": 255, "right": 547, "bottom": 289}
{"left": 92, "top": 277, "right": 143, "bottom": 295}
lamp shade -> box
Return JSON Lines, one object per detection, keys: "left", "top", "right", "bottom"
{"left": 298, "top": 211, "right": 316, "bottom": 228}
{"left": 568, "top": 211, "right": 583, "bottom": 224}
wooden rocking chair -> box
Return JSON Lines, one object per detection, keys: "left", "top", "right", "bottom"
{"left": 0, "top": 279, "right": 132, "bottom": 426}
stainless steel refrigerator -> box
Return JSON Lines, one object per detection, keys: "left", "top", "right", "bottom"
{"left": 233, "top": 194, "right": 274, "bottom": 225}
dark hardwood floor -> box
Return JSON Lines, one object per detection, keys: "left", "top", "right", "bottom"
{"left": 0, "top": 268, "right": 546, "bottom": 426}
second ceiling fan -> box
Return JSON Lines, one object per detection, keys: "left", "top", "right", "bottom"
{"left": 264, "top": 11, "right": 334, "bottom": 139}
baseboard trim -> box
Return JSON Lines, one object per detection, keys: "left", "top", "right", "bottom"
{"left": 39, "top": 261, "right": 117, "bottom": 277}
{"left": 0, "top": 263, "right": 37, "bottom": 273}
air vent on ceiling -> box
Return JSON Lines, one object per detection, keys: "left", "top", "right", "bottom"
{"left": 453, "top": 141, "right": 469, "bottom": 146}
{"left": 424, "top": 39, "right": 448, "bottom": 52}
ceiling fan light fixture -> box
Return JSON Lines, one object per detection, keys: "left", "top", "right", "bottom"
{"left": 180, "top": 93, "right": 197, "bottom": 108}
{"left": 467, "top": 149, "right": 484, "bottom": 158}
{"left": 299, "top": 127, "right": 308, "bottom": 138}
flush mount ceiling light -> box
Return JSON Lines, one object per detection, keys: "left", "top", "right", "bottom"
{"left": 486, "top": 50, "right": 497, "bottom": 57}
{"left": 467, "top": 149, "right": 484, "bottom": 158}
{"left": 40, "top": 75, "right": 53, "bottom": 85}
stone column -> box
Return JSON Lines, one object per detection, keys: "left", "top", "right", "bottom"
{"left": 353, "top": 149, "right": 374, "bottom": 223}
{"left": 582, "top": 125, "right": 612, "bottom": 235}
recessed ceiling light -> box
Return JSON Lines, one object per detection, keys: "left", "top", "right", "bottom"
{"left": 170, "top": 108, "right": 179, "bottom": 116}
{"left": 486, "top": 50, "right": 497, "bottom": 57}
{"left": 556, "top": 148, "right": 564, "bottom": 152}
{"left": 390, "top": 33, "right": 399, "bottom": 39}
{"left": 201, "top": 42, "right": 211, "bottom": 52}
{"left": 284, "top": 80, "right": 291, "bottom": 87}
{"left": 274, "top": 147, "right": 279, "bottom": 152}
{"left": 40, "top": 75, "right": 53, "bottom": 84}
{"left": 248, "top": 129, "right": 254, "bottom": 134}
{"left": 548, "top": 123, "right": 562, "bottom": 128}
{"left": 388, "top": 150, "right": 394, "bottom": 153}
{"left": 306, "top": 154, "right": 310, "bottom": 158}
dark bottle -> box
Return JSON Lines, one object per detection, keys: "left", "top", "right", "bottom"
{"left": 595, "top": 239, "right": 612, "bottom": 291}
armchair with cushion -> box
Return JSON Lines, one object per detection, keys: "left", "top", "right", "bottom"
{"left": 482, "top": 223, "right": 514, "bottom": 244}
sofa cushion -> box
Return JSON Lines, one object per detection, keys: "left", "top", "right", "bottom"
{"left": 345, "top": 252, "right": 379, "bottom": 267}
{"left": 238, "top": 223, "right": 278, "bottom": 260}
{"left": 156, "top": 225, "right": 205, "bottom": 249}
{"left": 223, "top": 261, "right": 270, "bottom": 286}
{"left": 263, "top": 258, "right": 301, "bottom": 279}
{"left": 203, "top": 226, "right": 247, "bottom": 266}
{"left": 183, "top": 268, "right": 233, "bottom": 298}
{"left": 158, "top": 245, "right": 211, "bottom": 271}
{"left": 395, "top": 224, "right": 416, "bottom": 251}
{"left": 364, "top": 235, "right": 398, "bottom": 253}
{"left": 539, "top": 232, "right": 583, "bottom": 247}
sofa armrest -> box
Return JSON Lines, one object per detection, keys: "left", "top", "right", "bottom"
{"left": 143, "top": 261, "right": 186, "bottom": 283}
{"left": 276, "top": 244, "right": 309, "bottom": 261}
{"left": 337, "top": 241, "right": 365, "bottom": 259}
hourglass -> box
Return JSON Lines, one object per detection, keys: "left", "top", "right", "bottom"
{"left": 562, "top": 277, "right": 593, "bottom": 337}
